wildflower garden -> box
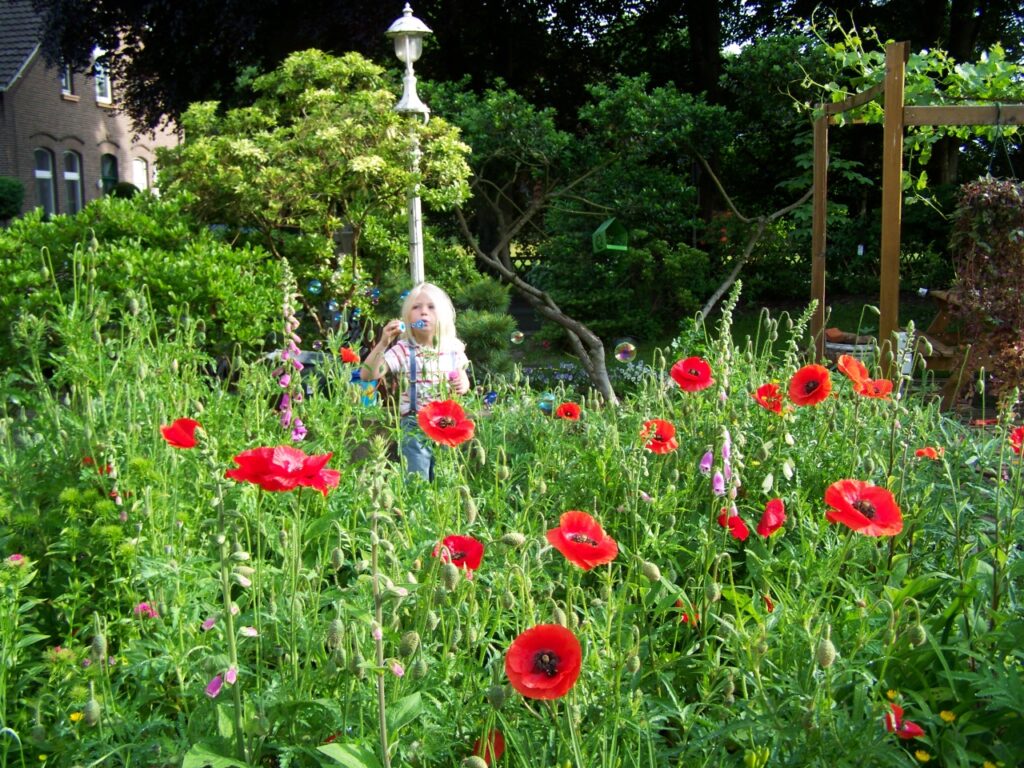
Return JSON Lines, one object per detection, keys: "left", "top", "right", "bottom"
{"left": 2, "top": 26, "right": 1024, "bottom": 768}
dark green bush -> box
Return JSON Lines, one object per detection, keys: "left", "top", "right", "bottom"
{"left": 109, "top": 181, "right": 140, "bottom": 199}
{"left": 453, "top": 275, "right": 515, "bottom": 378}
{"left": 0, "top": 176, "right": 24, "bottom": 220}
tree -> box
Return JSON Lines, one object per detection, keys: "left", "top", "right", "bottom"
{"left": 157, "top": 49, "right": 471, "bottom": 307}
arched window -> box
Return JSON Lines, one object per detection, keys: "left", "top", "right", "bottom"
{"left": 63, "top": 151, "right": 83, "bottom": 214}
{"left": 33, "top": 148, "right": 56, "bottom": 216}
{"left": 100, "top": 153, "right": 118, "bottom": 194}
{"left": 132, "top": 157, "right": 149, "bottom": 190}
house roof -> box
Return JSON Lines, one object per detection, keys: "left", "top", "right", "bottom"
{"left": 0, "top": 0, "right": 43, "bottom": 91}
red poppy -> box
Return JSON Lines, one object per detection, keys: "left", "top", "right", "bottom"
{"left": 640, "top": 419, "right": 678, "bottom": 454}
{"left": 340, "top": 347, "right": 360, "bottom": 364}
{"left": 225, "top": 446, "right": 340, "bottom": 496}
{"left": 751, "top": 383, "right": 784, "bottom": 414}
{"left": 856, "top": 378, "right": 893, "bottom": 399}
{"left": 884, "top": 703, "right": 925, "bottom": 740}
{"left": 914, "top": 446, "right": 944, "bottom": 460}
{"left": 1010, "top": 425, "right": 1024, "bottom": 455}
{"left": 432, "top": 534, "right": 484, "bottom": 572}
{"left": 505, "top": 624, "right": 582, "bottom": 700}
{"left": 161, "top": 418, "right": 201, "bottom": 448}
{"left": 788, "top": 364, "right": 832, "bottom": 406}
{"left": 717, "top": 510, "right": 750, "bottom": 541}
{"left": 82, "top": 456, "right": 113, "bottom": 475}
{"left": 756, "top": 498, "right": 786, "bottom": 537}
{"left": 670, "top": 356, "right": 714, "bottom": 392}
{"left": 473, "top": 729, "right": 505, "bottom": 765}
{"left": 554, "top": 402, "right": 581, "bottom": 421}
{"left": 824, "top": 479, "right": 903, "bottom": 536}
{"left": 837, "top": 354, "right": 869, "bottom": 386}
{"left": 546, "top": 510, "right": 618, "bottom": 570}
{"left": 673, "top": 599, "right": 699, "bottom": 626}
{"left": 763, "top": 593, "right": 775, "bottom": 612}
{"left": 417, "top": 399, "right": 475, "bottom": 447}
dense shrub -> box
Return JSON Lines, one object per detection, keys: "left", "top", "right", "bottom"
{"left": 0, "top": 176, "right": 24, "bottom": 220}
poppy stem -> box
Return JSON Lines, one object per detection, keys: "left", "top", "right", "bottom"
{"left": 370, "top": 495, "right": 392, "bottom": 768}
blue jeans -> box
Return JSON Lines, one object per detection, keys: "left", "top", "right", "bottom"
{"left": 400, "top": 414, "right": 434, "bottom": 481}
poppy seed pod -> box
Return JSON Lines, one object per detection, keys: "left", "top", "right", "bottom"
{"left": 641, "top": 561, "right": 662, "bottom": 583}
{"left": 441, "top": 562, "right": 460, "bottom": 591}
{"left": 908, "top": 623, "right": 927, "bottom": 647}
{"left": 83, "top": 698, "right": 101, "bottom": 726}
{"left": 463, "top": 757, "right": 489, "bottom": 768}
{"left": 399, "top": 631, "right": 421, "bottom": 657}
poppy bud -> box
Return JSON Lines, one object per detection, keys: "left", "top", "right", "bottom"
{"left": 426, "top": 610, "right": 440, "bottom": 631}
{"left": 755, "top": 639, "right": 769, "bottom": 655}
{"left": 536, "top": 478, "right": 548, "bottom": 494}
{"left": 472, "top": 441, "right": 486, "bottom": 466}
{"left": 441, "top": 562, "right": 460, "bottom": 591}
{"left": 552, "top": 604, "right": 567, "bottom": 627}
{"left": 128, "top": 297, "right": 141, "bottom": 316}
{"left": 30, "top": 724, "right": 46, "bottom": 743}
{"left": 83, "top": 697, "right": 101, "bottom": 726}
{"left": 665, "top": 515, "right": 676, "bottom": 527}
{"left": 327, "top": 619, "right": 344, "bottom": 651}
{"left": 669, "top": 468, "right": 680, "bottom": 482}
{"left": 705, "top": 581, "right": 722, "bottom": 603}
{"left": 463, "top": 757, "right": 488, "bottom": 768}
{"left": 864, "top": 456, "right": 876, "bottom": 474}
{"left": 410, "top": 658, "right": 428, "bottom": 679}
{"left": 815, "top": 627, "right": 836, "bottom": 668}
{"left": 500, "top": 591, "right": 515, "bottom": 610}
{"left": 330, "top": 547, "right": 345, "bottom": 570}
{"left": 500, "top": 532, "right": 526, "bottom": 548}
{"left": 90, "top": 632, "right": 107, "bottom": 663}
{"left": 486, "top": 684, "right": 506, "bottom": 709}
{"left": 496, "top": 465, "right": 510, "bottom": 481}
{"left": 399, "top": 631, "right": 421, "bottom": 657}
{"left": 723, "top": 675, "right": 735, "bottom": 699}
{"left": 641, "top": 561, "right": 661, "bottom": 582}
{"left": 278, "top": 529, "right": 288, "bottom": 548}
{"left": 626, "top": 654, "right": 641, "bottom": 674}
{"left": 349, "top": 649, "right": 366, "bottom": 679}
{"left": 907, "top": 623, "right": 927, "bottom": 647}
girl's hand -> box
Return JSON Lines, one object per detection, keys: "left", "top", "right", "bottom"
{"left": 451, "top": 369, "right": 470, "bottom": 395}
{"left": 381, "top": 319, "right": 404, "bottom": 345}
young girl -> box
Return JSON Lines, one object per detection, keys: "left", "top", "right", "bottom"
{"left": 360, "top": 283, "right": 470, "bottom": 480}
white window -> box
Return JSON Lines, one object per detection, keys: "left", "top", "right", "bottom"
{"left": 63, "top": 151, "right": 83, "bottom": 214}
{"left": 34, "top": 148, "right": 56, "bottom": 216}
{"left": 59, "top": 63, "right": 74, "bottom": 94}
{"left": 132, "top": 157, "right": 149, "bottom": 190}
{"left": 93, "top": 56, "right": 112, "bottom": 104}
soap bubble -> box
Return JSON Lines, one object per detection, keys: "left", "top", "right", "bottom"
{"left": 412, "top": 319, "right": 427, "bottom": 330}
{"left": 483, "top": 391, "right": 498, "bottom": 406}
{"left": 538, "top": 392, "right": 555, "bottom": 414}
{"left": 330, "top": 311, "right": 342, "bottom": 325}
{"left": 614, "top": 340, "right": 637, "bottom": 363}
{"left": 397, "top": 321, "right": 406, "bottom": 332}
{"left": 311, "top": 340, "right": 323, "bottom": 351}
{"left": 510, "top": 331, "right": 525, "bottom": 345}
{"left": 306, "top": 279, "right": 322, "bottom": 295}
{"left": 326, "top": 299, "right": 339, "bottom": 312}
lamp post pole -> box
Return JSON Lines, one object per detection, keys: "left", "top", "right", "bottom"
{"left": 386, "top": 4, "right": 432, "bottom": 287}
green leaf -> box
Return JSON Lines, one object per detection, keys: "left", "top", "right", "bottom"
{"left": 316, "top": 743, "right": 384, "bottom": 768}
{"left": 385, "top": 692, "right": 423, "bottom": 735}
{"left": 181, "top": 741, "right": 253, "bottom": 768}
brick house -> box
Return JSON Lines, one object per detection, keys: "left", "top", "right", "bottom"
{"left": 0, "top": 0, "right": 178, "bottom": 218}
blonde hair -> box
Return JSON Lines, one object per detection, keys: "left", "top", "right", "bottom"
{"left": 399, "top": 283, "right": 465, "bottom": 353}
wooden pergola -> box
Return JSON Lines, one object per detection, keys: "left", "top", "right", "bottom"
{"left": 810, "top": 41, "right": 1024, "bottom": 372}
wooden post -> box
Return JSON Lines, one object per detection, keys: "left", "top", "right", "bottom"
{"left": 879, "top": 41, "right": 908, "bottom": 374}
{"left": 810, "top": 114, "right": 828, "bottom": 360}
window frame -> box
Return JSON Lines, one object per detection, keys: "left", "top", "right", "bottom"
{"left": 63, "top": 150, "right": 84, "bottom": 214}
{"left": 33, "top": 148, "right": 56, "bottom": 216}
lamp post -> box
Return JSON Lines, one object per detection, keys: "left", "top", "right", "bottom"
{"left": 386, "top": 3, "right": 432, "bottom": 286}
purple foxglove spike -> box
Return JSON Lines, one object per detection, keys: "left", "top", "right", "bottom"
{"left": 699, "top": 450, "right": 714, "bottom": 475}
{"left": 712, "top": 471, "right": 726, "bottom": 496}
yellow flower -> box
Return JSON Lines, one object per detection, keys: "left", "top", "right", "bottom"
{"left": 982, "top": 762, "right": 997, "bottom": 768}
{"left": 69, "top": 711, "right": 83, "bottom": 723}
{"left": 886, "top": 689, "right": 899, "bottom": 701}
{"left": 914, "top": 750, "right": 931, "bottom": 763}
{"left": 939, "top": 710, "right": 956, "bottom": 723}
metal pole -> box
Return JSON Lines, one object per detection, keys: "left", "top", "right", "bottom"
{"left": 408, "top": 129, "right": 424, "bottom": 285}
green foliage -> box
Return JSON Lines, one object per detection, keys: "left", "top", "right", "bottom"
{"left": 452, "top": 275, "right": 516, "bottom": 378}
{"left": 109, "top": 181, "right": 140, "bottom": 199}
{"left": 0, "top": 176, "right": 25, "bottom": 220}
{"left": 158, "top": 49, "right": 472, "bottom": 306}
{"left": 0, "top": 193, "right": 282, "bottom": 369}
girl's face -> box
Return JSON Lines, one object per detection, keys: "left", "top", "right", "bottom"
{"left": 408, "top": 293, "right": 437, "bottom": 338}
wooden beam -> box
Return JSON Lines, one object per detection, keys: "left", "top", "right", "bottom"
{"left": 810, "top": 115, "right": 828, "bottom": 360}
{"left": 879, "top": 41, "right": 907, "bottom": 375}
{"left": 904, "top": 104, "right": 1024, "bottom": 126}
{"left": 823, "top": 81, "right": 886, "bottom": 116}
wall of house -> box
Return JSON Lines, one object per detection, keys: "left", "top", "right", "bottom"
{"left": 0, "top": 51, "right": 178, "bottom": 217}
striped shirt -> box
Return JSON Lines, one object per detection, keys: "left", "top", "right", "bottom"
{"left": 383, "top": 340, "right": 468, "bottom": 415}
